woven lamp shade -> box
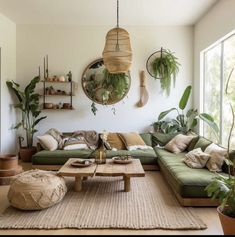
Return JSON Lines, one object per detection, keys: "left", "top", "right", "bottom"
{"left": 102, "top": 27, "right": 132, "bottom": 74}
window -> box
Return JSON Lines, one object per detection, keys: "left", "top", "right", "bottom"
{"left": 203, "top": 33, "right": 235, "bottom": 149}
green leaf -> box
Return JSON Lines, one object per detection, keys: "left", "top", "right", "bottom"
{"left": 6, "top": 81, "right": 23, "bottom": 102}
{"left": 199, "top": 113, "right": 219, "bottom": 138}
{"left": 158, "top": 108, "right": 177, "bottom": 120}
{"left": 32, "top": 116, "right": 47, "bottom": 127}
{"left": 14, "top": 122, "right": 22, "bottom": 129}
{"left": 179, "top": 85, "right": 192, "bottom": 110}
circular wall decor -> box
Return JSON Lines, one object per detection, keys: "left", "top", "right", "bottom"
{"left": 82, "top": 58, "right": 131, "bottom": 105}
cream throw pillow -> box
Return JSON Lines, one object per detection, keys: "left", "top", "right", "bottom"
{"left": 119, "top": 132, "right": 153, "bottom": 151}
{"left": 184, "top": 148, "right": 211, "bottom": 168}
{"left": 204, "top": 143, "right": 227, "bottom": 172}
{"left": 164, "top": 134, "right": 194, "bottom": 154}
{"left": 37, "top": 134, "right": 58, "bottom": 151}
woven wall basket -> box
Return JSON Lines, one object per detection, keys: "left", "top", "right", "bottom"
{"left": 102, "top": 27, "right": 132, "bottom": 73}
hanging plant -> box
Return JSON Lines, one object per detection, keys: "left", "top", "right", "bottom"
{"left": 146, "top": 48, "right": 180, "bottom": 96}
{"left": 90, "top": 69, "right": 130, "bottom": 115}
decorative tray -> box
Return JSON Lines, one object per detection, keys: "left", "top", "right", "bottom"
{"left": 70, "top": 159, "right": 93, "bottom": 168}
{"left": 112, "top": 156, "right": 133, "bottom": 164}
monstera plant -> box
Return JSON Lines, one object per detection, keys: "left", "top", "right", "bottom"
{"left": 152, "top": 85, "right": 219, "bottom": 139}
{"left": 6, "top": 76, "right": 47, "bottom": 161}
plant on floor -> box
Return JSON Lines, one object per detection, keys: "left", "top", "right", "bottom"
{"left": 152, "top": 85, "right": 219, "bottom": 139}
{"left": 151, "top": 49, "right": 180, "bottom": 96}
{"left": 6, "top": 76, "right": 47, "bottom": 148}
{"left": 205, "top": 66, "right": 235, "bottom": 234}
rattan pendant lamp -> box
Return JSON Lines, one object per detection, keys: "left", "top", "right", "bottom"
{"left": 102, "top": 0, "right": 132, "bottom": 74}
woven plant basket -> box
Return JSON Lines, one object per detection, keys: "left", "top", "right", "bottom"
{"left": 102, "top": 27, "right": 132, "bottom": 73}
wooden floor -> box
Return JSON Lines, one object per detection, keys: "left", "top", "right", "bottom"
{"left": 0, "top": 162, "right": 223, "bottom": 235}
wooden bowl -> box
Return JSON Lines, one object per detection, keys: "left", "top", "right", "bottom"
{"left": 44, "top": 103, "right": 53, "bottom": 109}
{"left": 70, "top": 160, "right": 93, "bottom": 168}
{"left": 112, "top": 156, "right": 133, "bottom": 164}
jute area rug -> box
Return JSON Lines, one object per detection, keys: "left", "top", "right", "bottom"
{"left": 0, "top": 172, "right": 206, "bottom": 230}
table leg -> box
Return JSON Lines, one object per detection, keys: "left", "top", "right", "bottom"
{"left": 124, "top": 176, "right": 130, "bottom": 192}
{"left": 74, "top": 176, "right": 82, "bottom": 191}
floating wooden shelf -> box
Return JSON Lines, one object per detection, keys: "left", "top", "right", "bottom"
{"left": 40, "top": 94, "right": 75, "bottom": 96}
{"left": 40, "top": 80, "right": 74, "bottom": 83}
{"left": 42, "top": 108, "right": 75, "bottom": 110}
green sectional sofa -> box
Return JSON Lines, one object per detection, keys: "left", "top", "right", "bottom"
{"left": 32, "top": 131, "right": 234, "bottom": 207}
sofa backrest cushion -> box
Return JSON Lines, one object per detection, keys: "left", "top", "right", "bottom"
{"left": 140, "top": 133, "right": 152, "bottom": 147}
{"left": 193, "top": 136, "right": 212, "bottom": 151}
{"left": 151, "top": 132, "right": 179, "bottom": 147}
{"left": 187, "top": 135, "right": 200, "bottom": 152}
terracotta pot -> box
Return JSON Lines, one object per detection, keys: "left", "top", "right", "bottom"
{"left": 0, "top": 154, "right": 17, "bottom": 170}
{"left": 19, "top": 147, "right": 37, "bottom": 162}
{"left": 217, "top": 206, "right": 235, "bottom": 235}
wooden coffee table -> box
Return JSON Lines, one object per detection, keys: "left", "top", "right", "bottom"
{"left": 57, "top": 159, "right": 97, "bottom": 192}
{"left": 95, "top": 159, "right": 145, "bottom": 192}
{"left": 57, "top": 158, "right": 145, "bottom": 192}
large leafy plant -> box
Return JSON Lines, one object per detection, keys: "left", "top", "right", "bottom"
{"left": 6, "top": 76, "right": 47, "bottom": 148}
{"left": 153, "top": 85, "right": 219, "bottom": 139}
{"left": 205, "top": 67, "right": 235, "bottom": 218}
{"left": 151, "top": 49, "right": 180, "bottom": 96}
{"left": 91, "top": 69, "right": 129, "bottom": 115}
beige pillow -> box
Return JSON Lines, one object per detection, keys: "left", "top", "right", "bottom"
{"left": 119, "top": 132, "right": 153, "bottom": 151}
{"left": 164, "top": 134, "right": 194, "bottom": 154}
{"left": 62, "top": 136, "right": 88, "bottom": 150}
{"left": 204, "top": 143, "right": 227, "bottom": 172}
{"left": 37, "top": 134, "right": 58, "bottom": 151}
{"left": 184, "top": 148, "right": 211, "bottom": 168}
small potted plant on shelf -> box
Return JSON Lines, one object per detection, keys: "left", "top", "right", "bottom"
{"left": 6, "top": 76, "right": 47, "bottom": 162}
{"left": 205, "top": 67, "right": 235, "bottom": 235}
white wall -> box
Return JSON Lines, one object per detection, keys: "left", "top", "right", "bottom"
{"left": 0, "top": 13, "right": 16, "bottom": 153}
{"left": 194, "top": 0, "right": 235, "bottom": 112}
{"left": 16, "top": 25, "right": 193, "bottom": 137}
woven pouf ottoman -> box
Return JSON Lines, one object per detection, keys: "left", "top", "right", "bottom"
{"left": 8, "top": 169, "right": 67, "bottom": 210}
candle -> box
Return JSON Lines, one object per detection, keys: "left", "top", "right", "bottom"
{"left": 46, "top": 55, "right": 49, "bottom": 78}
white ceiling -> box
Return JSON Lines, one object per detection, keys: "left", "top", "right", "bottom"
{"left": 0, "top": 0, "right": 218, "bottom": 26}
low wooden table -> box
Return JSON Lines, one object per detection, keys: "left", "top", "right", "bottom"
{"left": 57, "top": 159, "right": 97, "bottom": 192}
{"left": 95, "top": 159, "right": 145, "bottom": 192}
{"left": 57, "top": 158, "right": 145, "bottom": 192}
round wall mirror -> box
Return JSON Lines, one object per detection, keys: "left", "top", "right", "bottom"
{"left": 82, "top": 58, "right": 131, "bottom": 105}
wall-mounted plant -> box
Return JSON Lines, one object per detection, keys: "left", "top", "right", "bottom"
{"left": 146, "top": 48, "right": 180, "bottom": 96}
{"left": 82, "top": 58, "right": 130, "bottom": 116}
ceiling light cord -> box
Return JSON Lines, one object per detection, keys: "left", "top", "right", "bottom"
{"left": 117, "top": 0, "right": 119, "bottom": 28}
{"left": 116, "top": 0, "right": 120, "bottom": 51}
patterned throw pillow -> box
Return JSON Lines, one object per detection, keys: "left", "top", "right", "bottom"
{"left": 184, "top": 148, "right": 211, "bottom": 168}
{"left": 62, "top": 136, "right": 88, "bottom": 150}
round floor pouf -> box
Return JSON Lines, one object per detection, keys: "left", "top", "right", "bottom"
{"left": 7, "top": 169, "right": 67, "bottom": 210}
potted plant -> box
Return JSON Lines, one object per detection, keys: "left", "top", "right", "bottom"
{"left": 150, "top": 49, "right": 180, "bottom": 96}
{"left": 205, "top": 67, "right": 235, "bottom": 235}
{"left": 6, "top": 76, "right": 47, "bottom": 162}
{"left": 153, "top": 85, "right": 219, "bottom": 139}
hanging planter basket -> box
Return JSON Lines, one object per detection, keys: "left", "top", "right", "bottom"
{"left": 146, "top": 47, "right": 180, "bottom": 96}
{"left": 102, "top": 27, "right": 132, "bottom": 74}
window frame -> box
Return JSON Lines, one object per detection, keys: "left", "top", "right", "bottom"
{"left": 201, "top": 31, "right": 235, "bottom": 145}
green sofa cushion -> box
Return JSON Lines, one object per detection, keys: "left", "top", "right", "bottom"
{"left": 106, "top": 149, "right": 157, "bottom": 165}
{"left": 32, "top": 148, "right": 157, "bottom": 166}
{"left": 152, "top": 132, "right": 179, "bottom": 147}
{"left": 154, "top": 147, "right": 228, "bottom": 198}
{"left": 140, "top": 133, "right": 152, "bottom": 147}
{"left": 194, "top": 137, "right": 212, "bottom": 151}
{"left": 187, "top": 135, "right": 200, "bottom": 151}
{"left": 32, "top": 149, "right": 94, "bottom": 165}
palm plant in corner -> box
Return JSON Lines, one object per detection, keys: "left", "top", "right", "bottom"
{"left": 6, "top": 76, "right": 47, "bottom": 162}
{"left": 205, "top": 66, "right": 235, "bottom": 235}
